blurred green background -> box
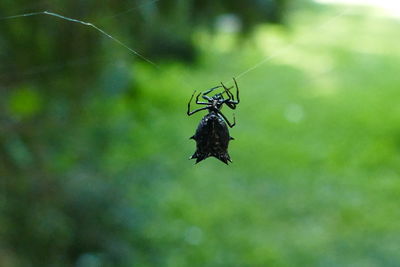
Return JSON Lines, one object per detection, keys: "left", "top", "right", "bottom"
{"left": 1, "top": 0, "right": 400, "bottom": 266}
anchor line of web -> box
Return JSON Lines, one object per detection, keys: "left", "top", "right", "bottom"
{"left": 231, "top": 7, "right": 351, "bottom": 82}
{"left": 1, "top": 5, "right": 351, "bottom": 88}
{"left": 0, "top": 10, "right": 158, "bottom": 68}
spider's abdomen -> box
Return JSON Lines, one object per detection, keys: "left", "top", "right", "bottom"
{"left": 190, "top": 112, "right": 233, "bottom": 164}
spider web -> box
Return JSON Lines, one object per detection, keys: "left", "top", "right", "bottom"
{"left": 0, "top": 1, "right": 350, "bottom": 86}
{"left": 1, "top": 11, "right": 157, "bottom": 67}
{"left": 233, "top": 7, "right": 350, "bottom": 81}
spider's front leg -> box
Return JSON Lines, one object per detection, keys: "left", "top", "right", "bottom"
{"left": 225, "top": 78, "right": 241, "bottom": 109}
{"left": 232, "top": 77, "right": 240, "bottom": 104}
{"left": 221, "top": 81, "right": 237, "bottom": 109}
{"left": 187, "top": 91, "right": 210, "bottom": 116}
{"left": 195, "top": 92, "right": 209, "bottom": 105}
{"left": 203, "top": 85, "right": 223, "bottom": 95}
{"left": 225, "top": 78, "right": 240, "bottom": 104}
{"left": 202, "top": 85, "right": 222, "bottom": 101}
{"left": 220, "top": 82, "right": 234, "bottom": 101}
{"left": 187, "top": 91, "right": 196, "bottom": 114}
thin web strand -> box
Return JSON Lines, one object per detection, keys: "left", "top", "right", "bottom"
{"left": 1, "top": 11, "right": 158, "bottom": 68}
{"left": 234, "top": 7, "right": 351, "bottom": 81}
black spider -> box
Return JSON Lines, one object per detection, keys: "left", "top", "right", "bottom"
{"left": 187, "top": 78, "right": 240, "bottom": 164}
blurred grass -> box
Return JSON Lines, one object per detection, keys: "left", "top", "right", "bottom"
{"left": 117, "top": 6, "right": 400, "bottom": 266}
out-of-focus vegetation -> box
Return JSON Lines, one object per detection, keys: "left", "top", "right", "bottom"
{"left": 1, "top": 0, "right": 400, "bottom": 266}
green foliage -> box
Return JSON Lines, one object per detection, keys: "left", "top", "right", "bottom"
{"left": 1, "top": 2, "right": 400, "bottom": 267}
{"left": 7, "top": 87, "right": 43, "bottom": 119}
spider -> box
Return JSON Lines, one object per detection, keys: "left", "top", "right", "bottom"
{"left": 187, "top": 77, "right": 240, "bottom": 164}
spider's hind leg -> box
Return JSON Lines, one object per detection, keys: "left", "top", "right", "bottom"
{"left": 218, "top": 111, "right": 236, "bottom": 128}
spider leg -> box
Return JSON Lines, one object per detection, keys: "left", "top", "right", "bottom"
{"left": 187, "top": 91, "right": 203, "bottom": 113}
{"left": 227, "top": 86, "right": 235, "bottom": 99}
{"left": 220, "top": 82, "right": 233, "bottom": 101}
{"left": 202, "top": 95, "right": 213, "bottom": 102}
{"left": 203, "top": 85, "right": 223, "bottom": 95}
{"left": 201, "top": 85, "right": 224, "bottom": 101}
{"left": 225, "top": 78, "right": 240, "bottom": 104}
{"left": 227, "top": 87, "right": 235, "bottom": 99}
{"left": 187, "top": 90, "right": 196, "bottom": 113}
{"left": 195, "top": 91, "right": 209, "bottom": 105}
{"left": 188, "top": 91, "right": 211, "bottom": 115}
{"left": 188, "top": 106, "right": 210, "bottom": 116}
{"left": 225, "top": 101, "right": 237, "bottom": 110}
{"left": 220, "top": 82, "right": 237, "bottom": 109}
{"left": 218, "top": 111, "right": 236, "bottom": 128}
{"left": 224, "top": 80, "right": 240, "bottom": 109}
{"left": 233, "top": 77, "right": 240, "bottom": 103}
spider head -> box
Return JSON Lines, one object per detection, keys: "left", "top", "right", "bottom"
{"left": 211, "top": 93, "right": 225, "bottom": 108}
{"left": 211, "top": 93, "right": 224, "bottom": 101}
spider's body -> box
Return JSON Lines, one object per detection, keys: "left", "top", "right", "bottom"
{"left": 187, "top": 78, "right": 240, "bottom": 165}
{"left": 190, "top": 111, "right": 233, "bottom": 164}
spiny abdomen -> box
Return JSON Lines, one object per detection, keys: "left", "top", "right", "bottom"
{"left": 190, "top": 113, "right": 234, "bottom": 164}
